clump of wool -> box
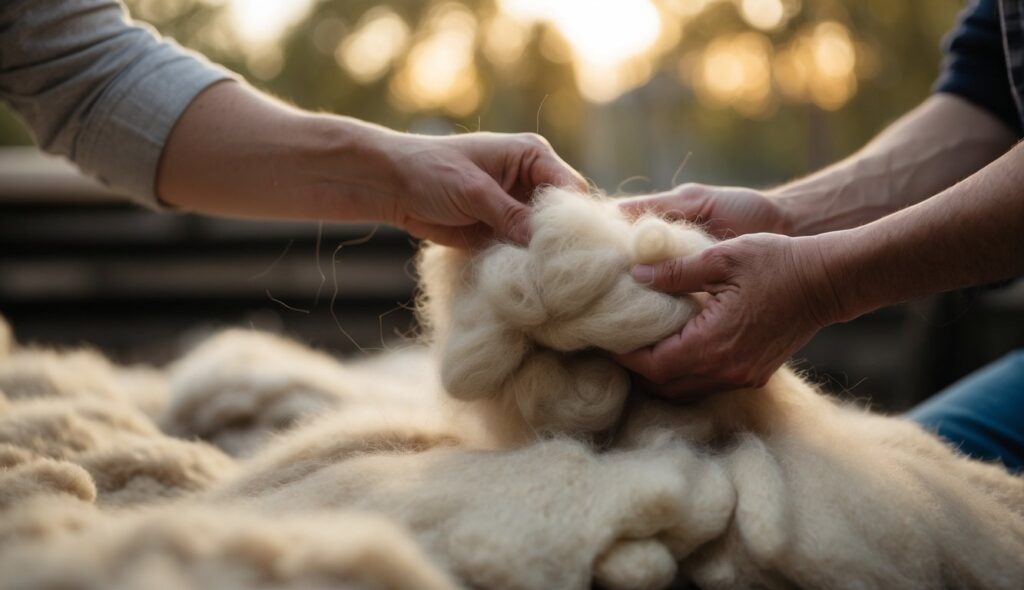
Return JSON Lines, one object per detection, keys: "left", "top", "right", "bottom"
{"left": 418, "top": 187, "right": 712, "bottom": 441}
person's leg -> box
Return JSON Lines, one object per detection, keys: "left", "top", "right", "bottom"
{"left": 906, "top": 349, "right": 1024, "bottom": 473}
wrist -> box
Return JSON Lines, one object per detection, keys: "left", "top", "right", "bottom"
{"left": 770, "top": 187, "right": 830, "bottom": 237}
{"left": 300, "top": 115, "right": 404, "bottom": 222}
{"left": 790, "top": 232, "right": 868, "bottom": 326}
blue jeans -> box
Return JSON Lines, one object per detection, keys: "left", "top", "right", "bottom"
{"left": 907, "top": 350, "right": 1024, "bottom": 473}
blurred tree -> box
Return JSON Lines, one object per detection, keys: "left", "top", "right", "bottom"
{"left": 0, "top": 0, "right": 966, "bottom": 190}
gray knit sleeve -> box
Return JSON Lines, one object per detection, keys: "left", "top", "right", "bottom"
{"left": 0, "top": 0, "right": 237, "bottom": 206}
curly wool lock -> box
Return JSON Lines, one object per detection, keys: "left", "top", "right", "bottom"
{"left": 419, "top": 187, "right": 713, "bottom": 439}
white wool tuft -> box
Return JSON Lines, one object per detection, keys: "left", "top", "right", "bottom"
{"left": 1, "top": 192, "right": 1023, "bottom": 590}
{"left": 420, "top": 188, "right": 711, "bottom": 440}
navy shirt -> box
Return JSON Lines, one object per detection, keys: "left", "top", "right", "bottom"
{"left": 935, "top": 0, "right": 1024, "bottom": 135}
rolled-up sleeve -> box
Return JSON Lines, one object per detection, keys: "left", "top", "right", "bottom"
{"left": 0, "top": 0, "right": 236, "bottom": 205}
{"left": 934, "top": 0, "right": 1023, "bottom": 135}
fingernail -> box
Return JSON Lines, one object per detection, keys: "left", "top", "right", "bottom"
{"left": 513, "top": 222, "right": 531, "bottom": 246}
{"left": 631, "top": 264, "right": 654, "bottom": 284}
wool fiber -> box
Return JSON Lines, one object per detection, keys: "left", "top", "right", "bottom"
{"left": 419, "top": 188, "right": 711, "bottom": 441}
{"left": 0, "top": 187, "right": 1022, "bottom": 589}
{"left": 413, "top": 187, "right": 1024, "bottom": 587}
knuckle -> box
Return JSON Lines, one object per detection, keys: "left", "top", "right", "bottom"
{"left": 723, "top": 366, "right": 752, "bottom": 387}
{"left": 699, "top": 248, "right": 726, "bottom": 272}
{"left": 674, "top": 182, "right": 705, "bottom": 198}
{"left": 460, "top": 175, "right": 491, "bottom": 200}
{"left": 501, "top": 203, "right": 529, "bottom": 233}
{"left": 660, "top": 258, "right": 684, "bottom": 284}
{"left": 519, "top": 132, "right": 550, "bottom": 149}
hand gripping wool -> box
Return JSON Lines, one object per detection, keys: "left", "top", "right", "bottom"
{"left": 414, "top": 188, "right": 1024, "bottom": 588}
{"left": 418, "top": 187, "right": 713, "bottom": 441}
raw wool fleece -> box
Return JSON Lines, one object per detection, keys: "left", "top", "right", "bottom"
{"left": 162, "top": 329, "right": 449, "bottom": 456}
{"left": 0, "top": 330, "right": 454, "bottom": 590}
{"left": 2, "top": 187, "right": 1024, "bottom": 589}
{"left": 413, "top": 187, "right": 1024, "bottom": 587}
{"left": 419, "top": 188, "right": 713, "bottom": 442}
{"left": 207, "top": 392, "right": 729, "bottom": 590}
{"left": 0, "top": 507, "right": 457, "bottom": 590}
{"left": 162, "top": 329, "right": 358, "bottom": 456}
{"left": 0, "top": 344, "right": 233, "bottom": 509}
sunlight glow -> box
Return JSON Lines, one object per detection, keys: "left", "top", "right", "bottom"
{"left": 390, "top": 4, "right": 482, "bottom": 116}
{"left": 209, "top": 0, "right": 867, "bottom": 115}
{"left": 226, "top": 0, "right": 313, "bottom": 46}
{"left": 500, "top": 0, "right": 663, "bottom": 102}
{"left": 690, "top": 32, "right": 774, "bottom": 117}
{"left": 483, "top": 12, "right": 531, "bottom": 67}
{"left": 739, "top": 0, "right": 785, "bottom": 31}
{"left": 774, "top": 21, "right": 857, "bottom": 110}
{"left": 664, "top": 0, "right": 716, "bottom": 17}
{"left": 337, "top": 7, "right": 410, "bottom": 84}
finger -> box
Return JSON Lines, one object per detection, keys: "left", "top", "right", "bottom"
{"left": 469, "top": 176, "right": 532, "bottom": 246}
{"left": 534, "top": 154, "right": 588, "bottom": 193}
{"left": 617, "top": 332, "right": 734, "bottom": 399}
{"left": 613, "top": 346, "right": 660, "bottom": 380}
{"left": 646, "top": 320, "right": 766, "bottom": 396}
{"left": 619, "top": 184, "right": 709, "bottom": 222}
{"left": 613, "top": 331, "right": 694, "bottom": 384}
{"left": 631, "top": 250, "right": 726, "bottom": 295}
{"left": 406, "top": 220, "right": 493, "bottom": 249}
{"left": 618, "top": 190, "right": 676, "bottom": 220}
{"left": 614, "top": 304, "right": 729, "bottom": 378}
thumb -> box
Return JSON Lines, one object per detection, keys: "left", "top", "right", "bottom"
{"left": 631, "top": 250, "right": 725, "bottom": 295}
{"left": 619, "top": 183, "right": 709, "bottom": 222}
{"left": 470, "top": 176, "right": 532, "bottom": 245}
{"left": 535, "top": 154, "right": 589, "bottom": 193}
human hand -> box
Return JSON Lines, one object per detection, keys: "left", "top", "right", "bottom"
{"left": 378, "top": 131, "right": 586, "bottom": 247}
{"left": 156, "top": 83, "right": 583, "bottom": 246}
{"left": 615, "top": 233, "right": 845, "bottom": 398}
{"left": 620, "top": 183, "right": 792, "bottom": 239}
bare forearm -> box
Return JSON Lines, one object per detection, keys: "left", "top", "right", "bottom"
{"left": 775, "top": 94, "right": 1016, "bottom": 235}
{"left": 813, "top": 141, "right": 1024, "bottom": 321}
{"left": 157, "top": 81, "right": 399, "bottom": 222}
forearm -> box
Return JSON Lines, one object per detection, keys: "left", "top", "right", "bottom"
{"left": 813, "top": 141, "right": 1024, "bottom": 322}
{"left": 157, "top": 82, "right": 399, "bottom": 222}
{"left": 774, "top": 94, "right": 1016, "bottom": 235}
{"left": 0, "top": 0, "right": 232, "bottom": 202}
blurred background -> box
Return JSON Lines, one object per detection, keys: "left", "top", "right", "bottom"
{"left": 2, "top": 0, "right": 1022, "bottom": 411}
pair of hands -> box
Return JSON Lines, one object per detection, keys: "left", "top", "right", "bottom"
{"left": 614, "top": 186, "right": 845, "bottom": 398}
{"left": 388, "top": 133, "right": 842, "bottom": 399}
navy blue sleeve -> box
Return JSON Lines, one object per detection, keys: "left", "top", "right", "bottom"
{"left": 934, "top": 0, "right": 1023, "bottom": 135}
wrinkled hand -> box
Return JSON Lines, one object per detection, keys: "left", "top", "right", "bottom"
{"left": 620, "top": 183, "right": 792, "bottom": 239}
{"left": 384, "top": 132, "right": 586, "bottom": 247}
{"left": 615, "top": 233, "right": 844, "bottom": 398}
